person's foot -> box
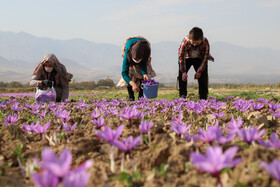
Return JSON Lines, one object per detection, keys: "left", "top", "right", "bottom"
{"left": 128, "top": 98, "right": 135, "bottom": 101}
{"left": 180, "top": 95, "right": 186, "bottom": 99}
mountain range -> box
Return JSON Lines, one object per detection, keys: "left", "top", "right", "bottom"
{"left": 0, "top": 31, "right": 279, "bottom": 84}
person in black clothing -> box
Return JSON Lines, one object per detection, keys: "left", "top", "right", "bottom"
{"left": 178, "top": 27, "right": 214, "bottom": 100}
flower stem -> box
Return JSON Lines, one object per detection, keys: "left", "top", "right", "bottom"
{"left": 121, "top": 152, "right": 124, "bottom": 172}
{"left": 216, "top": 174, "right": 223, "bottom": 187}
{"left": 128, "top": 154, "right": 135, "bottom": 171}
{"left": 17, "top": 157, "right": 24, "bottom": 174}
{"left": 148, "top": 131, "right": 151, "bottom": 145}
{"left": 110, "top": 146, "right": 115, "bottom": 173}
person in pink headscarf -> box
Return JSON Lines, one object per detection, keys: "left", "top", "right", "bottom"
{"left": 30, "top": 54, "right": 73, "bottom": 102}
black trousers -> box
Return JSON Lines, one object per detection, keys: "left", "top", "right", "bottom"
{"left": 178, "top": 58, "right": 208, "bottom": 100}
{"left": 127, "top": 80, "right": 143, "bottom": 101}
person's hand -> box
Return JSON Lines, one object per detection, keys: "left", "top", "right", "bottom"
{"left": 143, "top": 74, "right": 149, "bottom": 80}
{"left": 38, "top": 81, "right": 43, "bottom": 86}
{"left": 129, "top": 81, "right": 140, "bottom": 92}
{"left": 194, "top": 72, "right": 202, "bottom": 79}
{"left": 46, "top": 81, "right": 53, "bottom": 88}
{"left": 42, "top": 80, "right": 49, "bottom": 86}
{"left": 132, "top": 85, "right": 140, "bottom": 92}
{"left": 182, "top": 72, "right": 187, "bottom": 81}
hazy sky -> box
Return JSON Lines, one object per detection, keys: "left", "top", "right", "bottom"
{"left": 1, "top": 0, "right": 280, "bottom": 50}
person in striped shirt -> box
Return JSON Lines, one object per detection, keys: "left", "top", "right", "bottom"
{"left": 178, "top": 27, "right": 214, "bottom": 100}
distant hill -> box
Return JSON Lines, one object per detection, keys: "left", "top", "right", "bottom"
{"left": 0, "top": 31, "right": 279, "bottom": 84}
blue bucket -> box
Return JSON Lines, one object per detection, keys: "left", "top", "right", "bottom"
{"left": 142, "top": 84, "right": 159, "bottom": 99}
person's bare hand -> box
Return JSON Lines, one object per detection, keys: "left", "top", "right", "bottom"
{"left": 129, "top": 81, "right": 140, "bottom": 92}
{"left": 132, "top": 86, "right": 140, "bottom": 92}
{"left": 194, "top": 72, "right": 202, "bottom": 79}
{"left": 182, "top": 72, "right": 187, "bottom": 81}
{"left": 38, "top": 81, "right": 43, "bottom": 86}
{"left": 143, "top": 74, "right": 149, "bottom": 80}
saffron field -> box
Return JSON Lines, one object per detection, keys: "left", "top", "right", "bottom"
{"left": 0, "top": 88, "right": 280, "bottom": 187}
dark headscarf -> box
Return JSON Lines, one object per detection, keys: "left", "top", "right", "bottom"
{"left": 33, "top": 54, "right": 70, "bottom": 81}
{"left": 127, "top": 40, "right": 150, "bottom": 65}
{"left": 33, "top": 54, "right": 72, "bottom": 86}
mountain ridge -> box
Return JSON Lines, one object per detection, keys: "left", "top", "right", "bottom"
{"left": 0, "top": 31, "right": 279, "bottom": 84}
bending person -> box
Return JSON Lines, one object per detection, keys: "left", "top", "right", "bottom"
{"left": 30, "top": 53, "right": 73, "bottom": 102}
{"left": 117, "top": 36, "right": 156, "bottom": 101}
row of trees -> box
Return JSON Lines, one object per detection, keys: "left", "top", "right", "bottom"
{"left": 0, "top": 77, "right": 116, "bottom": 90}
{"left": 70, "top": 77, "right": 115, "bottom": 90}
{"left": 1, "top": 80, "right": 280, "bottom": 89}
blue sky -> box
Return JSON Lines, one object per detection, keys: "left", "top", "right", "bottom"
{"left": 1, "top": 0, "right": 280, "bottom": 50}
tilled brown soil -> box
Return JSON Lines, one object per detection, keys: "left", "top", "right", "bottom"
{"left": 0, "top": 94, "right": 280, "bottom": 187}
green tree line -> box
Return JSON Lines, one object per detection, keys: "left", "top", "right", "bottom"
{"left": 0, "top": 77, "right": 116, "bottom": 90}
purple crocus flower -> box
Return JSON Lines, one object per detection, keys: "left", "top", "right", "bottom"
{"left": 75, "top": 102, "right": 90, "bottom": 110}
{"left": 235, "top": 100, "right": 251, "bottom": 112}
{"left": 258, "top": 133, "right": 280, "bottom": 148}
{"left": 211, "top": 101, "right": 226, "bottom": 111}
{"left": 38, "top": 110, "right": 47, "bottom": 119}
{"left": 272, "top": 111, "right": 280, "bottom": 118}
{"left": 0, "top": 102, "right": 6, "bottom": 108}
{"left": 184, "top": 101, "right": 196, "bottom": 111}
{"left": 118, "top": 107, "right": 143, "bottom": 120}
{"left": 170, "top": 113, "right": 184, "bottom": 126}
{"left": 62, "top": 171, "right": 90, "bottom": 187}
{"left": 91, "top": 117, "right": 105, "bottom": 129}
{"left": 211, "top": 111, "right": 225, "bottom": 119}
{"left": 269, "top": 102, "right": 280, "bottom": 113}
{"left": 173, "top": 105, "right": 182, "bottom": 112}
{"left": 112, "top": 136, "right": 141, "bottom": 153}
{"left": 223, "top": 116, "right": 243, "bottom": 135}
{"left": 3, "top": 114, "right": 19, "bottom": 126}
{"left": 237, "top": 127, "right": 265, "bottom": 144}
{"left": 41, "top": 148, "right": 72, "bottom": 177}
{"left": 160, "top": 107, "right": 168, "bottom": 113}
{"left": 251, "top": 102, "right": 264, "bottom": 111}
{"left": 257, "top": 98, "right": 269, "bottom": 104}
{"left": 148, "top": 106, "right": 156, "bottom": 115}
{"left": 198, "top": 122, "right": 235, "bottom": 144}
{"left": 225, "top": 96, "right": 235, "bottom": 100}
{"left": 193, "top": 103, "right": 206, "bottom": 114}
{"left": 48, "top": 102, "right": 57, "bottom": 111}
{"left": 261, "top": 159, "right": 280, "bottom": 182}
{"left": 11, "top": 102, "right": 23, "bottom": 112}
{"left": 23, "top": 122, "right": 51, "bottom": 135}
{"left": 32, "top": 170, "right": 59, "bottom": 187}
{"left": 185, "top": 133, "right": 192, "bottom": 142}
{"left": 170, "top": 122, "right": 192, "bottom": 136}
{"left": 54, "top": 109, "right": 71, "bottom": 123}
{"left": 95, "top": 125, "right": 124, "bottom": 143}
{"left": 190, "top": 146, "right": 242, "bottom": 175}
{"left": 63, "top": 123, "right": 77, "bottom": 132}
{"left": 32, "top": 122, "right": 51, "bottom": 134}
{"left": 34, "top": 147, "right": 93, "bottom": 186}
{"left": 139, "top": 120, "right": 154, "bottom": 134}
{"left": 31, "top": 110, "right": 47, "bottom": 120}
{"left": 95, "top": 125, "right": 124, "bottom": 173}
{"left": 107, "top": 107, "right": 118, "bottom": 116}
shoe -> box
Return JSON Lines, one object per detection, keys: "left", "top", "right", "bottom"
{"left": 180, "top": 95, "right": 186, "bottom": 99}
